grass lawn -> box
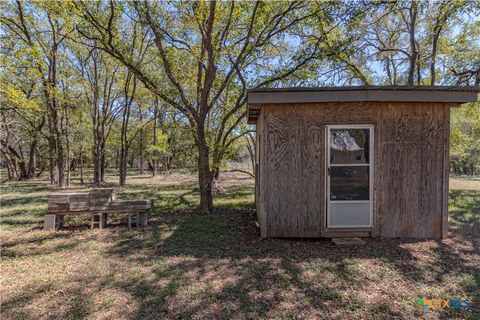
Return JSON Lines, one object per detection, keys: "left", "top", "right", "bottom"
{"left": 1, "top": 171, "right": 479, "bottom": 319}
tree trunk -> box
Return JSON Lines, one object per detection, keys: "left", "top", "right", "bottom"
{"left": 407, "top": 0, "right": 418, "bottom": 85}
{"left": 246, "top": 133, "right": 255, "bottom": 174}
{"left": 49, "top": 45, "right": 65, "bottom": 188}
{"left": 27, "top": 139, "right": 37, "bottom": 178}
{"left": 64, "top": 99, "right": 71, "bottom": 186}
{"left": 165, "top": 135, "right": 173, "bottom": 171}
{"left": 430, "top": 34, "right": 439, "bottom": 85}
{"left": 27, "top": 116, "right": 44, "bottom": 179}
{"left": 66, "top": 151, "right": 70, "bottom": 186}
{"left": 385, "top": 57, "right": 393, "bottom": 85}
{"left": 88, "top": 49, "right": 111, "bottom": 187}
{"left": 79, "top": 143, "right": 84, "bottom": 184}
{"left": 53, "top": 117, "right": 64, "bottom": 187}
{"left": 92, "top": 125, "right": 106, "bottom": 185}
{"left": 55, "top": 133, "right": 64, "bottom": 187}
{"left": 100, "top": 149, "right": 106, "bottom": 183}
{"left": 6, "top": 159, "right": 14, "bottom": 180}
{"left": 416, "top": 44, "right": 422, "bottom": 85}
{"left": 18, "top": 158, "right": 27, "bottom": 179}
{"left": 48, "top": 118, "right": 58, "bottom": 185}
{"left": 36, "top": 162, "right": 46, "bottom": 178}
{"left": 152, "top": 101, "right": 158, "bottom": 177}
{"left": 93, "top": 138, "right": 103, "bottom": 185}
{"left": 10, "top": 158, "right": 19, "bottom": 180}
{"left": 1, "top": 138, "right": 29, "bottom": 180}
{"left": 3, "top": 152, "right": 13, "bottom": 180}
{"left": 119, "top": 148, "right": 127, "bottom": 187}
{"left": 0, "top": 149, "right": 18, "bottom": 180}
{"left": 139, "top": 109, "right": 145, "bottom": 174}
{"left": 197, "top": 128, "right": 214, "bottom": 214}
{"left": 119, "top": 73, "right": 132, "bottom": 187}
{"left": 115, "top": 149, "right": 119, "bottom": 170}
{"left": 119, "top": 113, "right": 128, "bottom": 187}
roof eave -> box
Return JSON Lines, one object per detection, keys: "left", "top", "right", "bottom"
{"left": 247, "top": 89, "right": 479, "bottom": 104}
{"left": 246, "top": 86, "right": 480, "bottom": 124}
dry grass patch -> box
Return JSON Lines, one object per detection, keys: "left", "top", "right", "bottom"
{"left": 1, "top": 172, "right": 479, "bottom": 319}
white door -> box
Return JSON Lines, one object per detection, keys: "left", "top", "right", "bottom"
{"left": 326, "top": 125, "right": 373, "bottom": 228}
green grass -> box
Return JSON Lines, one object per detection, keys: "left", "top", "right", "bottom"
{"left": 1, "top": 171, "right": 479, "bottom": 319}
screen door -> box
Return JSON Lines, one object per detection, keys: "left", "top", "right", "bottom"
{"left": 326, "top": 125, "right": 373, "bottom": 228}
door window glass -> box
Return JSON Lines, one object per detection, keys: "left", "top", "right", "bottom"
{"left": 330, "top": 166, "right": 369, "bottom": 201}
{"left": 330, "top": 129, "right": 370, "bottom": 164}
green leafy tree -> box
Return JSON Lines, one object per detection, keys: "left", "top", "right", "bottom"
{"left": 73, "top": 1, "right": 334, "bottom": 213}
{"left": 451, "top": 102, "right": 480, "bottom": 174}
{"left": 1, "top": 0, "right": 76, "bottom": 186}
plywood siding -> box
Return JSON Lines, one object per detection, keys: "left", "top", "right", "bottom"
{"left": 442, "top": 105, "right": 451, "bottom": 238}
{"left": 378, "top": 103, "right": 446, "bottom": 238}
{"left": 254, "top": 109, "right": 265, "bottom": 237}
{"left": 258, "top": 102, "right": 450, "bottom": 238}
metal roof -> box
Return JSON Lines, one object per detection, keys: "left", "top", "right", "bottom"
{"left": 248, "top": 85, "right": 480, "bottom": 93}
{"left": 247, "top": 85, "right": 480, "bottom": 123}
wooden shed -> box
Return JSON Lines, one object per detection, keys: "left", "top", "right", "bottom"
{"left": 247, "top": 86, "right": 479, "bottom": 239}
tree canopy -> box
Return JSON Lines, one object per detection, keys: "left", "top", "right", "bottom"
{"left": 1, "top": 0, "right": 479, "bottom": 212}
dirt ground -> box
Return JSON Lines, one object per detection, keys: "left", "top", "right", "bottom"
{"left": 1, "top": 172, "right": 479, "bottom": 319}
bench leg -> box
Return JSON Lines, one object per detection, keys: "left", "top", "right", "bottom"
{"left": 91, "top": 213, "right": 108, "bottom": 229}
{"left": 137, "top": 212, "right": 148, "bottom": 227}
{"left": 57, "top": 215, "right": 64, "bottom": 229}
{"left": 44, "top": 214, "right": 58, "bottom": 231}
{"left": 127, "top": 212, "right": 147, "bottom": 229}
{"left": 99, "top": 213, "right": 107, "bottom": 229}
{"left": 128, "top": 213, "right": 135, "bottom": 229}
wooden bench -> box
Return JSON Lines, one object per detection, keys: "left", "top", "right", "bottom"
{"left": 44, "top": 189, "right": 154, "bottom": 231}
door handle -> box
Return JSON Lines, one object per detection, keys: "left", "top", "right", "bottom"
{"left": 327, "top": 167, "right": 331, "bottom": 176}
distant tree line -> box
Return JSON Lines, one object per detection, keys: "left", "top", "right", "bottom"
{"left": 1, "top": 1, "right": 479, "bottom": 213}
{"left": 451, "top": 102, "right": 480, "bottom": 175}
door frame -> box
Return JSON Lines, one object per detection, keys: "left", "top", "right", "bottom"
{"left": 325, "top": 124, "right": 374, "bottom": 229}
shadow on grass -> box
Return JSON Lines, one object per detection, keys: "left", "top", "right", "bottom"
{"left": 1, "top": 194, "right": 48, "bottom": 208}
{"left": 92, "top": 211, "right": 459, "bottom": 319}
{"left": 2, "top": 181, "right": 478, "bottom": 319}
{"left": 3, "top": 216, "right": 478, "bottom": 319}
{"left": 91, "top": 189, "right": 478, "bottom": 319}
{"left": 434, "top": 189, "right": 480, "bottom": 319}
{"left": 449, "top": 190, "right": 480, "bottom": 237}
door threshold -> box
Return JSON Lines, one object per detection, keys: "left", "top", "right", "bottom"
{"left": 322, "top": 229, "right": 371, "bottom": 238}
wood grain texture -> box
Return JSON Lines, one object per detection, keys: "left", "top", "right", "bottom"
{"left": 256, "top": 102, "right": 450, "bottom": 238}
{"left": 260, "top": 107, "right": 267, "bottom": 238}
{"left": 442, "top": 105, "right": 452, "bottom": 238}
